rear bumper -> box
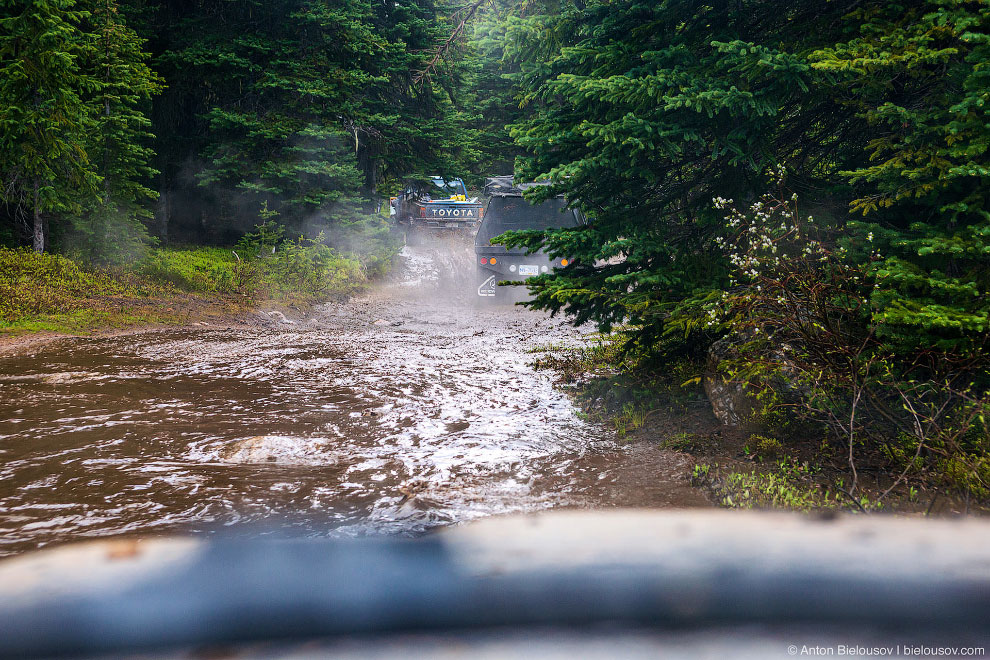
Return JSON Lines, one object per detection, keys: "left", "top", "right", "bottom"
{"left": 475, "top": 251, "right": 556, "bottom": 279}
{"left": 406, "top": 220, "right": 478, "bottom": 230}
{"left": 478, "top": 266, "right": 536, "bottom": 280}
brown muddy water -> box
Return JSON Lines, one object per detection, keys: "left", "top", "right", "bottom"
{"left": 0, "top": 242, "right": 706, "bottom": 556}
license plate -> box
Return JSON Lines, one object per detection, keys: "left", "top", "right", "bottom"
{"left": 519, "top": 264, "right": 539, "bottom": 276}
{"left": 445, "top": 222, "right": 459, "bottom": 227}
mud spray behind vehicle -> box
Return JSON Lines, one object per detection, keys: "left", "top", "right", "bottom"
{"left": 391, "top": 177, "right": 483, "bottom": 233}
{"left": 475, "top": 177, "right": 585, "bottom": 299}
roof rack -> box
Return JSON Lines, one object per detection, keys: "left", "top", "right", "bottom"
{"left": 483, "top": 176, "right": 555, "bottom": 197}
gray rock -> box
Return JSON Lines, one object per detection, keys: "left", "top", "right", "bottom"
{"left": 703, "top": 336, "right": 761, "bottom": 430}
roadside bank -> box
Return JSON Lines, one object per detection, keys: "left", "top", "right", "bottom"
{"left": 530, "top": 336, "right": 990, "bottom": 517}
{"left": 0, "top": 240, "right": 391, "bottom": 354}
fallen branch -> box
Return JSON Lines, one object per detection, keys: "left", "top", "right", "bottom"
{"left": 835, "top": 486, "right": 868, "bottom": 514}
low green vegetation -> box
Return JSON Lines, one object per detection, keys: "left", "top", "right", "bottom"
{"left": 529, "top": 333, "right": 630, "bottom": 378}
{"left": 662, "top": 432, "right": 706, "bottom": 452}
{"left": 0, "top": 224, "right": 395, "bottom": 335}
{"left": 139, "top": 242, "right": 366, "bottom": 302}
{"left": 692, "top": 462, "right": 883, "bottom": 514}
{"left": 610, "top": 401, "right": 654, "bottom": 439}
{"left": 746, "top": 435, "right": 784, "bottom": 460}
{"left": 139, "top": 231, "right": 380, "bottom": 302}
{"left": 535, "top": 329, "right": 985, "bottom": 512}
{"left": 137, "top": 248, "right": 246, "bottom": 294}
{"left": 0, "top": 247, "right": 173, "bottom": 330}
{"left": 530, "top": 333, "right": 710, "bottom": 440}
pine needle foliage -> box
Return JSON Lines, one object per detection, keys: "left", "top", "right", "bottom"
{"left": 498, "top": 0, "right": 988, "bottom": 379}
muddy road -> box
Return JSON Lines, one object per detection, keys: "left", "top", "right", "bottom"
{"left": 0, "top": 242, "right": 706, "bottom": 556}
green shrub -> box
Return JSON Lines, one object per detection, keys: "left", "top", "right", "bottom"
{"left": 138, "top": 247, "right": 247, "bottom": 293}
{"left": 663, "top": 432, "right": 700, "bottom": 451}
{"left": 138, "top": 234, "right": 370, "bottom": 300}
{"left": 255, "top": 234, "right": 365, "bottom": 299}
{"left": 750, "top": 434, "right": 784, "bottom": 459}
{"left": 939, "top": 454, "right": 990, "bottom": 501}
{"left": 0, "top": 247, "right": 156, "bottom": 322}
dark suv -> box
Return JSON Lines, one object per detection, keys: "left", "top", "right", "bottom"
{"left": 475, "top": 178, "right": 585, "bottom": 299}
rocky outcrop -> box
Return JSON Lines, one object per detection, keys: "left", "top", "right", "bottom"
{"left": 703, "top": 336, "right": 761, "bottom": 430}
{"left": 704, "top": 373, "right": 759, "bottom": 429}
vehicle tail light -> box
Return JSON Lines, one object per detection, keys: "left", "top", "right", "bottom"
{"left": 489, "top": 257, "right": 497, "bottom": 265}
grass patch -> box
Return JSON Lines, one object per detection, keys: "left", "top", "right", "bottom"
{"left": 138, "top": 247, "right": 246, "bottom": 293}
{"left": 0, "top": 247, "right": 181, "bottom": 334}
{"left": 529, "top": 332, "right": 631, "bottom": 378}
{"left": 139, "top": 240, "right": 369, "bottom": 301}
{"left": 611, "top": 401, "right": 655, "bottom": 438}
{"left": 1, "top": 308, "right": 182, "bottom": 334}
{"left": 661, "top": 432, "right": 706, "bottom": 451}
{"left": 531, "top": 329, "right": 988, "bottom": 513}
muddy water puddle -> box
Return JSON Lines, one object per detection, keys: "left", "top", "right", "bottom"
{"left": 0, "top": 244, "right": 705, "bottom": 556}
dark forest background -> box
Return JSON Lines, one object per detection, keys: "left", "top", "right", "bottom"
{"left": 0, "top": 0, "right": 521, "bottom": 257}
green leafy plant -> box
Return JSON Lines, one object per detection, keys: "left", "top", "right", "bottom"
{"left": 695, "top": 460, "right": 882, "bottom": 513}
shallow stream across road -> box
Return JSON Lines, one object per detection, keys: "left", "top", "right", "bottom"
{"left": 0, "top": 241, "right": 706, "bottom": 556}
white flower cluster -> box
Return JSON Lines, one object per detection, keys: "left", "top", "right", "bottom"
{"left": 718, "top": 194, "right": 803, "bottom": 272}
{"left": 769, "top": 163, "right": 787, "bottom": 186}
{"left": 708, "top": 181, "right": 829, "bottom": 328}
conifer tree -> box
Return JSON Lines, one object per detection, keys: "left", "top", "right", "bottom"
{"left": 501, "top": 0, "right": 862, "bottom": 343}
{"left": 811, "top": 0, "right": 990, "bottom": 363}
{"left": 67, "top": 0, "right": 162, "bottom": 262}
{"left": 453, "top": 1, "right": 526, "bottom": 182}
{"left": 496, "top": 0, "right": 988, "bottom": 379}
{"left": 144, "top": 0, "right": 474, "bottom": 242}
{"left": 0, "top": 0, "right": 98, "bottom": 252}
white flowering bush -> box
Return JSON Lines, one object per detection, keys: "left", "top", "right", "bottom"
{"left": 709, "top": 166, "right": 869, "bottom": 348}
{"left": 708, "top": 169, "right": 989, "bottom": 499}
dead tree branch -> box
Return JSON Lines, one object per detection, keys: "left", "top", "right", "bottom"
{"left": 412, "top": 0, "right": 490, "bottom": 86}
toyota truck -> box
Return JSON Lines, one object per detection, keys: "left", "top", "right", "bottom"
{"left": 390, "top": 177, "right": 483, "bottom": 235}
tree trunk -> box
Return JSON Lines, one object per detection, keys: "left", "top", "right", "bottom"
{"left": 157, "top": 185, "right": 170, "bottom": 245}
{"left": 32, "top": 178, "right": 44, "bottom": 253}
